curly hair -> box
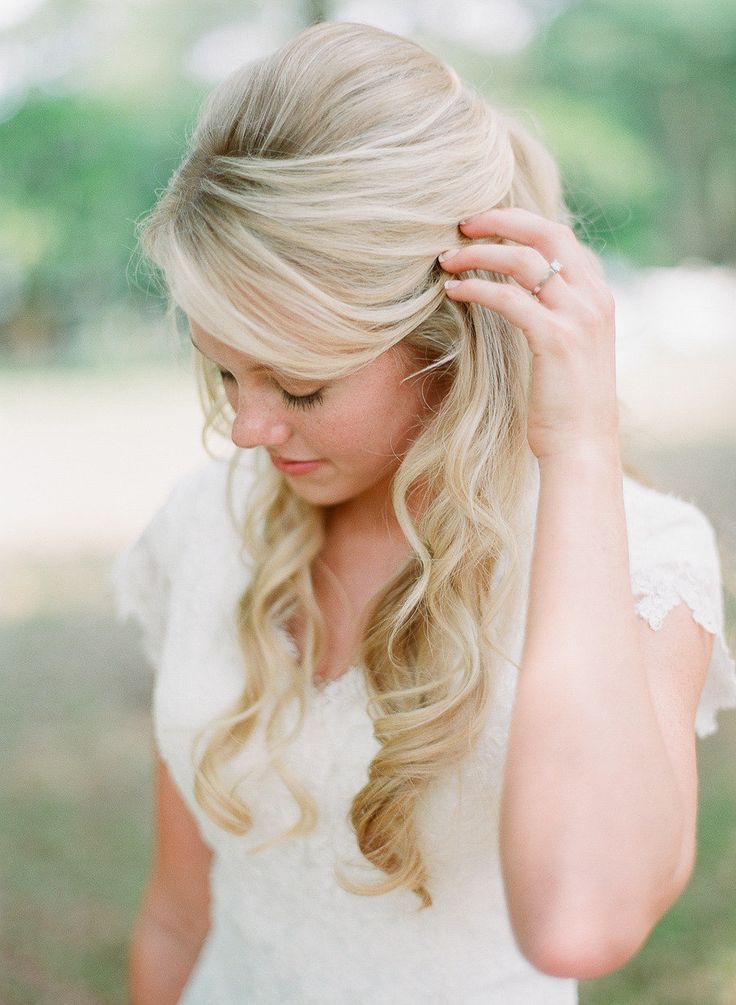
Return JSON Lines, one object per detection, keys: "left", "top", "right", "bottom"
{"left": 135, "top": 20, "right": 646, "bottom": 909}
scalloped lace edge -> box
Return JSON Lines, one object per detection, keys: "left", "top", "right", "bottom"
{"left": 632, "top": 572, "right": 736, "bottom": 739}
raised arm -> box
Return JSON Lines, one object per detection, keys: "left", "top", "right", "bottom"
{"left": 440, "top": 206, "right": 713, "bottom": 978}
{"left": 498, "top": 446, "right": 711, "bottom": 978}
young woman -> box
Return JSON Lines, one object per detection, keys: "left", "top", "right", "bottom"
{"left": 111, "top": 20, "right": 736, "bottom": 1004}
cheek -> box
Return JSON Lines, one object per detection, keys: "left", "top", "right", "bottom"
{"left": 312, "top": 414, "right": 363, "bottom": 457}
{"left": 325, "top": 396, "right": 421, "bottom": 463}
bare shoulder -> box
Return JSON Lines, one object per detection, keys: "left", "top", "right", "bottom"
{"left": 144, "top": 752, "right": 213, "bottom": 940}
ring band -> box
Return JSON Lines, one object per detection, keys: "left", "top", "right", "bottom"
{"left": 531, "top": 259, "right": 563, "bottom": 297}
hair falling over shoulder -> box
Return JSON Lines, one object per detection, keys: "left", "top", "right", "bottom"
{"left": 134, "top": 20, "right": 644, "bottom": 909}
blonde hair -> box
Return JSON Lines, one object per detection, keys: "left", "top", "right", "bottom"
{"left": 136, "top": 20, "right": 646, "bottom": 909}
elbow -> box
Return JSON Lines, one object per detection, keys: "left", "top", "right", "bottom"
{"left": 513, "top": 895, "right": 664, "bottom": 980}
{"left": 522, "top": 922, "right": 650, "bottom": 980}
{"left": 509, "top": 847, "right": 695, "bottom": 980}
{"left": 521, "top": 872, "right": 693, "bottom": 979}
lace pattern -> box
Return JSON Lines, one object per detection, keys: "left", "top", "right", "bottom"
{"left": 624, "top": 477, "right": 736, "bottom": 738}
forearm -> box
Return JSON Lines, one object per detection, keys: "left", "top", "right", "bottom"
{"left": 129, "top": 901, "right": 208, "bottom": 1005}
{"left": 500, "top": 444, "right": 683, "bottom": 966}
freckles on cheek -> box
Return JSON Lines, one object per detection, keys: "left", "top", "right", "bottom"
{"left": 323, "top": 418, "right": 361, "bottom": 457}
{"left": 308, "top": 415, "right": 347, "bottom": 455}
{"left": 338, "top": 413, "right": 364, "bottom": 441}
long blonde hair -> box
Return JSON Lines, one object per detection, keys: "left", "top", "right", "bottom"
{"left": 136, "top": 20, "right": 646, "bottom": 909}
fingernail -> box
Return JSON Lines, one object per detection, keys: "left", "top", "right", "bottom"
{"left": 444, "top": 279, "right": 461, "bottom": 289}
{"left": 438, "top": 248, "right": 461, "bottom": 262}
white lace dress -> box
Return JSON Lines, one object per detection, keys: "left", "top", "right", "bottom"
{"left": 109, "top": 449, "right": 736, "bottom": 1005}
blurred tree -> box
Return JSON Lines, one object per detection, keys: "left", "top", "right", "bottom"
{"left": 0, "top": 91, "right": 198, "bottom": 362}
{"left": 513, "top": 0, "right": 736, "bottom": 263}
{"left": 0, "top": 0, "right": 734, "bottom": 364}
{"left": 303, "top": 0, "right": 330, "bottom": 24}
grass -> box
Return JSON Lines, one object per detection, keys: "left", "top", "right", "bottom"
{"left": 0, "top": 598, "right": 154, "bottom": 1004}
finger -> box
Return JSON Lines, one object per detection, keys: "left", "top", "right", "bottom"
{"left": 439, "top": 242, "right": 568, "bottom": 308}
{"left": 458, "top": 207, "right": 589, "bottom": 285}
{"left": 444, "top": 276, "right": 547, "bottom": 335}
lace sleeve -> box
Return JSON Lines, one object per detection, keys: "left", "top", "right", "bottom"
{"left": 106, "top": 458, "right": 210, "bottom": 672}
{"left": 108, "top": 498, "right": 175, "bottom": 672}
{"left": 625, "top": 478, "right": 736, "bottom": 738}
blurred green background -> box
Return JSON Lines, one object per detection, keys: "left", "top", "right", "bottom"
{"left": 1, "top": 0, "right": 735, "bottom": 1002}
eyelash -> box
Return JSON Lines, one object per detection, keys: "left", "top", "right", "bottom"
{"left": 218, "top": 370, "right": 325, "bottom": 411}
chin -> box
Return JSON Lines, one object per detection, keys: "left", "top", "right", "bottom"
{"left": 296, "top": 485, "right": 355, "bottom": 506}
{"left": 290, "top": 477, "right": 366, "bottom": 508}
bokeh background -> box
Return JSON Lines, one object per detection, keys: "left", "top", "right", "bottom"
{"left": 1, "top": 0, "right": 735, "bottom": 1002}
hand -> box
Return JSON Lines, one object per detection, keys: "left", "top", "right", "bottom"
{"left": 439, "top": 207, "right": 620, "bottom": 464}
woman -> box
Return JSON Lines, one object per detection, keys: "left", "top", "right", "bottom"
{"left": 111, "top": 20, "right": 736, "bottom": 1004}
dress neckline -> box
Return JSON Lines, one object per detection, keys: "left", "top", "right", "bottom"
{"left": 276, "top": 623, "right": 363, "bottom": 696}
{"left": 310, "top": 664, "right": 362, "bottom": 694}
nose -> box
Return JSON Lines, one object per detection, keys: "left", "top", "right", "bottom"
{"left": 230, "top": 396, "right": 291, "bottom": 451}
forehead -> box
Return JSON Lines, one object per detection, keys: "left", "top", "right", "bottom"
{"left": 187, "top": 318, "right": 413, "bottom": 384}
{"left": 188, "top": 320, "right": 290, "bottom": 377}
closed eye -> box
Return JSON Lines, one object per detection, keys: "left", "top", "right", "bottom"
{"left": 281, "top": 388, "right": 325, "bottom": 410}
{"left": 217, "top": 370, "right": 325, "bottom": 411}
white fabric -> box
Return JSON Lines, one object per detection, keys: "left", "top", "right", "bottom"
{"left": 109, "top": 449, "right": 735, "bottom": 1004}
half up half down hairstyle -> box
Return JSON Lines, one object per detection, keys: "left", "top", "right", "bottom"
{"left": 136, "top": 20, "right": 635, "bottom": 910}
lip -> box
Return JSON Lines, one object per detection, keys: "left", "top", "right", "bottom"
{"left": 270, "top": 454, "right": 325, "bottom": 475}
